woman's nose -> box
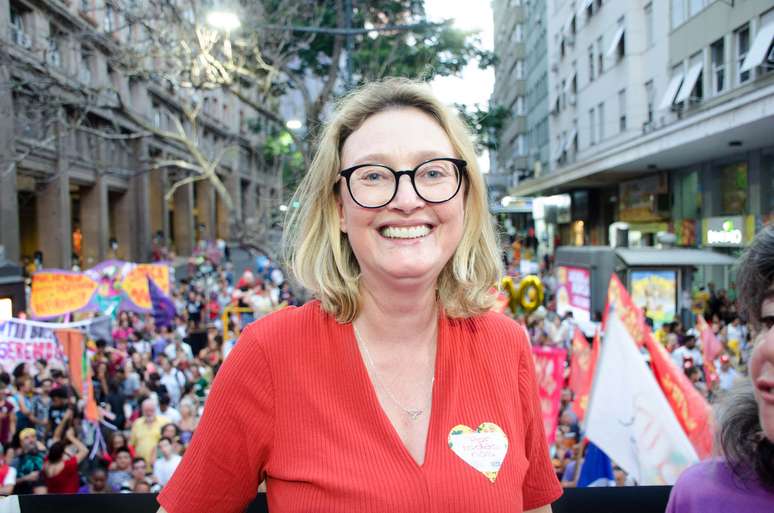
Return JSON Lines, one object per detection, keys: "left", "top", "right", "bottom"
{"left": 389, "top": 175, "right": 425, "bottom": 211}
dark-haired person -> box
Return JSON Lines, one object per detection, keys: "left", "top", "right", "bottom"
{"left": 666, "top": 225, "right": 774, "bottom": 511}
{"left": 158, "top": 79, "right": 561, "bottom": 513}
{"left": 153, "top": 437, "right": 182, "bottom": 487}
{"left": 120, "top": 457, "right": 160, "bottom": 493}
{"left": 108, "top": 447, "right": 133, "bottom": 491}
{"left": 43, "top": 427, "right": 88, "bottom": 494}
{"left": 78, "top": 467, "right": 109, "bottom": 494}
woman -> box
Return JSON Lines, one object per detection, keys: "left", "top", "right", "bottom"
{"left": 43, "top": 428, "right": 89, "bottom": 494}
{"left": 157, "top": 79, "right": 561, "bottom": 513}
{"left": 177, "top": 399, "right": 198, "bottom": 446}
{"left": 103, "top": 432, "right": 135, "bottom": 467}
{"left": 666, "top": 225, "right": 774, "bottom": 511}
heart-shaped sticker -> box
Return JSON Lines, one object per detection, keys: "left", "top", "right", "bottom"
{"left": 448, "top": 422, "right": 508, "bottom": 483}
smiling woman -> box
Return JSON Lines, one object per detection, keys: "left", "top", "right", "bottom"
{"left": 156, "top": 78, "right": 562, "bottom": 513}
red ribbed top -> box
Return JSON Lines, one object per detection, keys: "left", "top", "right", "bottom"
{"left": 158, "top": 301, "right": 562, "bottom": 513}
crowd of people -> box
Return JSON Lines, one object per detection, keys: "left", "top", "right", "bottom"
{"left": 2, "top": 247, "right": 297, "bottom": 495}
{"left": 499, "top": 242, "right": 757, "bottom": 488}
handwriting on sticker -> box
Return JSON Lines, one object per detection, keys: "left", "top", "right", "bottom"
{"left": 448, "top": 423, "right": 508, "bottom": 483}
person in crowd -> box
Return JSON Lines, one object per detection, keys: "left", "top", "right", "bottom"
{"left": 13, "top": 376, "right": 39, "bottom": 433}
{"left": 78, "top": 467, "right": 109, "bottom": 494}
{"left": 43, "top": 427, "right": 89, "bottom": 494}
{"left": 0, "top": 388, "right": 16, "bottom": 447}
{"left": 672, "top": 333, "right": 703, "bottom": 369}
{"left": 177, "top": 399, "right": 198, "bottom": 446}
{"left": 158, "top": 356, "right": 186, "bottom": 407}
{"left": 130, "top": 399, "right": 169, "bottom": 464}
{"left": 164, "top": 335, "right": 194, "bottom": 364}
{"left": 107, "top": 446, "right": 133, "bottom": 492}
{"left": 716, "top": 354, "right": 739, "bottom": 393}
{"left": 31, "top": 378, "right": 52, "bottom": 440}
{"left": 666, "top": 225, "right": 774, "bottom": 511}
{"left": 12, "top": 428, "right": 46, "bottom": 494}
{"left": 120, "top": 457, "right": 160, "bottom": 493}
{"left": 153, "top": 437, "right": 182, "bottom": 487}
{"left": 158, "top": 395, "right": 181, "bottom": 426}
{"left": 157, "top": 78, "right": 561, "bottom": 513}
{"left": 102, "top": 431, "right": 135, "bottom": 466}
{"left": 0, "top": 444, "right": 17, "bottom": 495}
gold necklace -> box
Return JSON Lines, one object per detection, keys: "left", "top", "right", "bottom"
{"left": 353, "top": 325, "right": 435, "bottom": 421}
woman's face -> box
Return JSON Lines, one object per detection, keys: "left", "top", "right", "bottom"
{"left": 751, "top": 283, "right": 774, "bottom": 442}
{"left": 338, "top": 107, "right": 465, "bottom": 290}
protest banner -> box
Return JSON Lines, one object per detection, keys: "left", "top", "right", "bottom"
{"left": 604, "top": 274, "right": 713, "bottom": 459}
{"left": 532, "top": 346, "right": 567, "bottom": 444}
{"left": 569, "top": 328, "right": 597, "bottom": 422}
{"left": 30, "top": 271, "right": 98, "bottom": 319}
{"left": 87, "top": 260, "right": 171, "bottom": 313}
{"left": 0, "top": 317, "right": 110, "bottom": 374}
{"left": 56, "top": 329, "right": 99, "bottom": 422}
{"left": 585, "top": 314, "right": 698, "bottom": 485}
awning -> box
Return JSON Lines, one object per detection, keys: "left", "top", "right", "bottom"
{"left": 606, "top": 26, "right": 625, "bottom": 57}
{"left": 740, "top": 22, "right": 774, "bottom": 72}
{"left": 674, "top": 61, "right": 703, "bottom": 103}
{"left": 658, "top": 73, "right": 684, "bottom": 110}
{"left": 564, "top": 71, "right": 577, "bottom": 92}
{"left": 616, "top": 248, "right": 737, "bottom": 267}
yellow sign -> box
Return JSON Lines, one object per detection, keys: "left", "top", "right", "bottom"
{"left": 30, "top": 272, "right": 98, "bottom": 319}
{"left": 121, "top": 264, "right": 171, "bottom": 310}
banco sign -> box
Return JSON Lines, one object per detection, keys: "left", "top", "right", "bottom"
{"left": 706, "top": 218, "right": 743, "bottom": 246}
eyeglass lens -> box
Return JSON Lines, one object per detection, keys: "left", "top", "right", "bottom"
{"left": 348, "top": 160, "right": 461, "bottom": 207}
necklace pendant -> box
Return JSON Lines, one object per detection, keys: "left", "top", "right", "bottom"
{"left": 407, "top": 409, "right": 423, "bottom": 420}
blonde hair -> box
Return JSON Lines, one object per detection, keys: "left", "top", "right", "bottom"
{"left": 283, "top": 78, "right": 502, "bottom": 322}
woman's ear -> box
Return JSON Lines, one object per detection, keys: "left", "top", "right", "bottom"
{"left": 337, "top": 196, "right": 347, "bottom": 234}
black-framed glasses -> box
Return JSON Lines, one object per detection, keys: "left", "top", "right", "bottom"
{"left": 338, "top": 157, "right": 467, "bottom": 209}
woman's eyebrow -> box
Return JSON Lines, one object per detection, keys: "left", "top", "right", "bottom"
{"left": 349, "top": 150, "right": 452, "bottom": 166}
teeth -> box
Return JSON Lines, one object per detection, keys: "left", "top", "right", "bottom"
{"left": 380, "top": 225, "right": 431, "bottom": 239}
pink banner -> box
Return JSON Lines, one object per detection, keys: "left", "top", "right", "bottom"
{"left": 532, "top": 346, "right": 567, "bottom": 444}
{"left": 556, "top": 266, "right": 591, "bottom": 322}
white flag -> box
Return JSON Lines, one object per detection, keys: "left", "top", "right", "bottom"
{"left": 585, "top": 313, "right": 699, "bottom": 485}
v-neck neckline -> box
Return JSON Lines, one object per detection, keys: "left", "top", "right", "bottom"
{"left": 348, "top": 313, "right": 445, "bottom": 470}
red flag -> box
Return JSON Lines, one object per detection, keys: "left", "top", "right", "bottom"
{"left": 696, "top": 314, "right": 723, "bottom": 387}
{"left": 56, "top": 329, "right": 99, "bottom": 422}
{"left": 603, "top": 274, "right": 713, "bottom": 459}
{"left": 532, "top": 346, "right": 567, "bottom": 444}
{"left": 569, "top": 328, "right": 595, "bottom": 422}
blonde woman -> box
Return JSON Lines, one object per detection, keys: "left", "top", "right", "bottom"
{"left": 157, "top": 78, "right": 561, "bottom": 513}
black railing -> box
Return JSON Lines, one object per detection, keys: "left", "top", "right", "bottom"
{"left": 17, "top": 487, "right": 672, "bottom": 513}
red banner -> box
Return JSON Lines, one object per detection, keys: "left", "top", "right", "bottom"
{"left": 569, "top": 328, "right": 597, "bottom": 422}
{"left": 604, "top": 274, "right": 713, "bottom": 459}
{"left": 56, "top": 329, "right": 99, "bottom": 422}
{"left": 532, "top": 346, "right": 567, "bottom": 444}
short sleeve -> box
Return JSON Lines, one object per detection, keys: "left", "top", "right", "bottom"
{"left": 516, "top": 326, "right": 563, "bottom": 510}
{"left": 4, "top": 467, "right": 16, "bottom": 486}
{"left": 157, "top": 324, "right": 274, "bottom": 513}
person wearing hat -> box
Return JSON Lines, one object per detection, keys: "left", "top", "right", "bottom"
{"left": 716, "top": 353, "right": 739, "bottom": 393}
{"left": 11, "top": 427, "right": 46, "bottom": 494}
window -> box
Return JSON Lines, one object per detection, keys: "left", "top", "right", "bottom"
{"left": 598, "top": 101, "right": 605, "bottom": 142}
{"left": 47, "top": 23, "right": 62, "bottom": 68}
{"left": 104, "top": 4, "right": 115, "bottom": 33}
{"left": 9, "top": 5, "right": 31, "bottom": 49}
{"left": 516, "top": 96, "right": 525, "bottom": 115}
{"left": 736, "top": 24, "right": 751, "bottom": 85}
{"left": 589, "top": 107, "right": 596, "bottom": 145}
{"left": 596, "top": 36, "right": 604, "bottom": 75}
{"left": 645, "top": 80, "right": 655, "bottom": 124}
{"left": 517, "top": 135, "right": 526, "bottom": 156}
{"left": 515, "top": 24, "right": 523, "bottom": 43}
{"left": 560, "top": 79, "right": 566, "bottom": 110}
{"left": 688, "top": 0, "right": 704, "bottom": 17}
{"left": 644, "top": 3, "right": 654, "bottom": 48}
{"left": 711, "top": 37, "right": 726, "bottom": 95}
{"left": 152, "top": 101, "right": 162, "bottom": 128}
{"left": 671, "top": 0, "right": 686, "bottom": 28}
{"left": 515, "top": 60, "right": 524, "bottom": 80}
{"left": 588, "top": 45, "right": 595, "bottom": 81}
{"left": 79, "top": 47, "right": 92, "bottom": 83}
{"left": 618, "top": 89, "right": 627, "bottom": 132}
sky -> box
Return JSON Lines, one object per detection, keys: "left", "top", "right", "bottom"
{"left": 424, "top": 0, "right": 495, "bottom": 172}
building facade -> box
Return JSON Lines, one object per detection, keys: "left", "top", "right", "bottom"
{"left": 489, "top": 0, "right": 528, "bottom": 203}
{"left": 524, "top": 0, "right": 551, "bottom": 180}
{"left": 495, "top": 0, "right": 774, "bottom": 266}
{"left": 0, "top": 0, "right": 281, "bottom": 269}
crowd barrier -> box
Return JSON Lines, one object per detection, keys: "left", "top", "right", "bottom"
{"left": 15, "top": 486, "right": 672, "bottom": 513}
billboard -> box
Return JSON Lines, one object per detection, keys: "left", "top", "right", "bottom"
{"left": 629, "top": 270, "right": 677, "bottom": 329}
{"left": 556, "top": 266, "right": 591, "bottom": 322}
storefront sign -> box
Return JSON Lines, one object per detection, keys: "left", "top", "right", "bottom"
{"left": 556, "top": 266, "right": 591, "bottom": 322}
{"left": 704, "top": 216, "right": 744, "bottom": 247}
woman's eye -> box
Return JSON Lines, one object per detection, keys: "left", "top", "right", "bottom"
{"left": 762, "top": 316, "right": 774, "bottom": 330}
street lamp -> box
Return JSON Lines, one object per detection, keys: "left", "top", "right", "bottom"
{"left": 286, "top": 119, "right": 302, "bottom": 130}
{"left": 207, "top": 11, "right": 241, "bottom": 32}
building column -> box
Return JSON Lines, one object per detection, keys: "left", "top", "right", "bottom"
{"left": 215, "top": 176, "right": 231, "bottom": 240}
{"left": 37, "top": 122, "right": 71, "bottom": 268}
{"left": 79, "top": 177, "right": 108, "bottom": 267}
{"left": 0, "top": 64, "right": 20, "bottom": 262}
{"left": 228, "top": 170, "right": 242, "bottom": 224}
{"left": 195, "top": 179, "right": 216, "bottom": 241}
{"left": 127, "top": 172, "right": 151, "bottom": 262}
{"left": 148, "top": 166, "right": 169, "bottom": 242}
{"left": 173, "top": 180, "right": 194, "bottom": 256}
